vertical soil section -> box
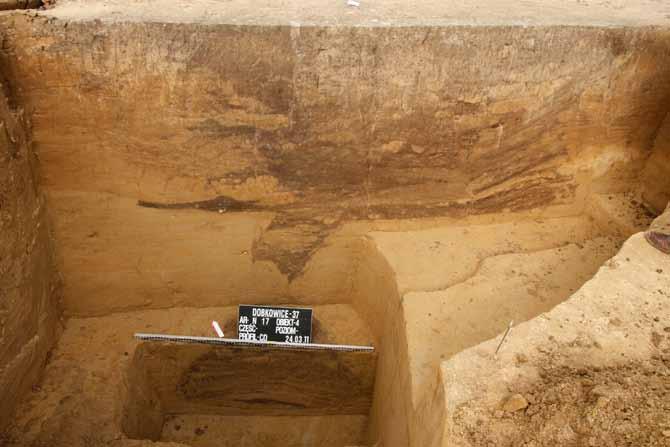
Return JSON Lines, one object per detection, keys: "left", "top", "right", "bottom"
{"left": 1, "top": 17, "right": 669, "bottom": 317}
{"left": 0, "top": 76, "right": 60, "bottom": 430}
{"left": 642, "top": 112, "right": 670, "bottom": 213}
{"left": 124, "top": 342, "right": 376, "bottom": 418}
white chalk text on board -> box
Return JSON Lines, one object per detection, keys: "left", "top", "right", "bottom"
{"left": 238, "top": 305, "right": 313, "bottom": 344}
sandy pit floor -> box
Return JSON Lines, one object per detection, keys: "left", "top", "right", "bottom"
{"left": 161, "top": 414, "right": 368, "bottom": 447}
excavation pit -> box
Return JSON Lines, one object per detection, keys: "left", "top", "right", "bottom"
{"left": 0, "top": 204, "right": 665, "bottom": 447}
{"left": 122, "top": 337, "right": 376, "bottom": 446}
{"left": 1, "top": 1, "right": 670, "bottom": 447}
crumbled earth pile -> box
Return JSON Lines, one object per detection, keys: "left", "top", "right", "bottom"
{"left": 454, "top": 350, "right": 670, "bottom": 447}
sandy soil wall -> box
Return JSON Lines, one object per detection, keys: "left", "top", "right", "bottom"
{"left": 642, "top": 111, "right": 670, "bottom": 213}
{"left": 0, "top": 75, "right": 60, "bottom": 429}
{"left": 0, "top": 14, "right": 669, "bottom": 316}
{"left": 125, "top": 342, "right": 375, "bottom": 418}
{"left": 350, "top": 238, "right": 412, "bottom": 446}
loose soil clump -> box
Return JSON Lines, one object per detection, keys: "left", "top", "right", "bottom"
{"left": 455, "top": 352, "right": 670, "bottom": 447}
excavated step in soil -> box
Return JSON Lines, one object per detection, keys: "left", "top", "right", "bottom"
{"left": 2, "top": 205, "right": 658, "bottom": 446}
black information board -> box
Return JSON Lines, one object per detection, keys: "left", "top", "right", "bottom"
{"left": 238, "top": 305, "right": 313, "bottom": 344}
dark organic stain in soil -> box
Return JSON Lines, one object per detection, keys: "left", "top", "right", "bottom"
{"left": 137, "top": 196, "right": 340, "bottom": 281}
{"left": 138, "top": 195, "right": 259, "bottom": 213}
{"left": 136, "top": 169, "right": 570, "bottom": 281}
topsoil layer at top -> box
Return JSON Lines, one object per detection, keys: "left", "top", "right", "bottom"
{"left": 41, "top": 0, "right": 670, "bottom": 27}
